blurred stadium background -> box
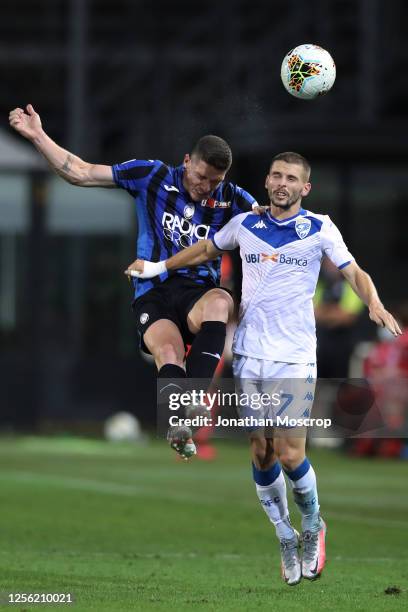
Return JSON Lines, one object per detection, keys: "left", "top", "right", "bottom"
{"left": 0, "top": 1, "right": 407, "bottom": 609}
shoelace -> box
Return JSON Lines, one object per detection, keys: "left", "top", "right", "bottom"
{"left": 280, "top": 538, "right": 299, "bottom": 570}
{"left": 302, "top": 530, "right": 319, "bottom": 562}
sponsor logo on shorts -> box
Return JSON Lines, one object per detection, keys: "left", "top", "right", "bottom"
{"left": 140, "top": 313, "right": 149, "bottom": 325}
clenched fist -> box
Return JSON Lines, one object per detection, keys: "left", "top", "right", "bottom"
{"left": 124, "top": 259, "right": 167, "bottom": 279}
{"left": 9, "top": 104, "right": 42, "bottom": 141}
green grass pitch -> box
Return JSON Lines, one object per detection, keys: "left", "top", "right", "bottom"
{"left": 0, "top": 436, "right": 406, "bottom": 611}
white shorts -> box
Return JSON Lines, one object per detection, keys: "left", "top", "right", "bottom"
{"left": 232, "top": 354, "right": 317, "bottom": 427}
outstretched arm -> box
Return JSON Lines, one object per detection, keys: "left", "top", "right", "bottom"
{"left": 340, "top": 261, "right": 402, "bottom": 336}
{"left": 9, "top": 104, "right": 114, "bottom": 187}
{"left": 125, "top": 239, "right": 222, "bottom": 279}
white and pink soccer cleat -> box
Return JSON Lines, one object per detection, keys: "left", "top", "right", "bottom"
{"left": 301, "top": 517, "right": 327, "bottom": 579}
{"left": 280, "top": 530, "right": 302, "bottom": 586}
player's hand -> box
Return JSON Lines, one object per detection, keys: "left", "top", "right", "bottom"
{"left": 9, "top": 104, "right": 42, "bottom": 141}
{"left": 252, "top": 205, "right": 268, "bottom": 215}
{"left": 368, "top": 303, "right": 402, "bottom": 337}
{"left": 125, "top": 259, "right": 145, "bottom": 277}
{"left": 124, "top": 259, "right": 167, "bottom": 279}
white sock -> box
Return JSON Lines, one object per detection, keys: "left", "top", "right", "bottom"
{"left": 255, "top": 469, "right": 295, "bottom": 540}
{"left": 285, "top": 458, "right": 320, "bottom": 531}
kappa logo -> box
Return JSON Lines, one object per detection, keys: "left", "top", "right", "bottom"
{"left": 295, "top": 217, "right": 311, "bottom": 239}
{"left": 164, "top": 184, "right": 180, "bottom": 193}
{"left": 252, "top": 220, "right": 267, "bottom": 229}
{"left": 201, "top": 198, "right": 231, "bottom": 208}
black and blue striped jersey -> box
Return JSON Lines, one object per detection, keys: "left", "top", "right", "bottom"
{"left": 112, "top": 159, "right": 258, "bottom": 298}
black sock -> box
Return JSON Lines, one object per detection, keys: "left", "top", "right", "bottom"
{"left": 157, "top": 364, "right": 186, "bottom": 401}
{"left": 157, "top": 364, "right": 187, "bottom": 434}
{"left": 158, "top": 364, "right": 186, "bottom": 379}
{"left": 186, "top": 321, "right": 227, "bottom": 379}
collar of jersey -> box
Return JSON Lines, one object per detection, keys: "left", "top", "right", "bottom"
{"left": 266, "top": 208, "right": 307, "bottom": 224}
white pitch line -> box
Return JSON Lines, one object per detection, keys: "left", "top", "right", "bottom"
{"left": 331, "top": 556, "right": 402, "bottom": 563}
{"left": 0, "top": 470, "right": 214, "bottom": 505}
{"left": 324, "top": 511, "right": 407, "bottom": 529}
{"left": 322, "top": 493, "right": 408, "bottom": 510}
{"left": 0, "top": 550, "right": 401, "bottom": 564}
{"left": 0, "top": 470, "right": 407, "bottom": 529}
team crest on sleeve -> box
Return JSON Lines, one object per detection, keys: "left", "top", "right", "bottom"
{"left": 295, "top": 217, "right": 311, "bottom": 239}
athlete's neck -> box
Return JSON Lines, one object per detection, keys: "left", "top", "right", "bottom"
{"left": 269, "top": 202, "right": 302, "bottom": 220}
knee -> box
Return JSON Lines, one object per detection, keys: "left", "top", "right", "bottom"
{"left": 203, "top": 293, "right": 234, "bottom": 322}
{"left": 251, "top": 438, "right": 275, "bottom": 470}
{"left": 155, "top": 342, "right": 184, "bottom": 368}
{"left": 276, "top": 446, "right": 305, "bottom": 472}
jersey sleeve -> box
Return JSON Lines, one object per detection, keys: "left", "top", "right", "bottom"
{"left": 111, "top": 159, "right": 160, "bottom": 194}
{"left": 212, "top": 212, "right": 248, "bottom": 251}
{"left": 320, "top": 216, "right": 354, "bottom": 269}
{"left": 231, "top": 185, "right": 258, "bottom": 216}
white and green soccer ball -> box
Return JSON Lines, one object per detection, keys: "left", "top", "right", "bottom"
{"left": 281, "top": 44, "right": 336, "bottom": 100}
{"left": 104, "top": 411, "right": 142, "bottom": 442}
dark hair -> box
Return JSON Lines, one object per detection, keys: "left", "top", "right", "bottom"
{"left": 191, "top": 135, "right": 232, "bottom": 172}
{"left": 270, "top": 151, "right": 311, "bottom": 180}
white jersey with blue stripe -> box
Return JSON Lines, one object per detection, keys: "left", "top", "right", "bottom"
{"left": 212, "top": 208, "right": 354, "bottom": 363}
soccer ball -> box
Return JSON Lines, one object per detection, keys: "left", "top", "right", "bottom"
{"left": 280, "top": 44, "right": 336, "bottom": 100}
{"left": 104, "top": 411, "right": 142, "bottom": 442}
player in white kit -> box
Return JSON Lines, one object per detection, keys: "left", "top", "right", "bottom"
{"left": 125, "top": 152, "right": 401, "bottom": 586}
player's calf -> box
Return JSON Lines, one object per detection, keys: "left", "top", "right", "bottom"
{"left": 252, "top": 459, "right": 301, "bottom": 586}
